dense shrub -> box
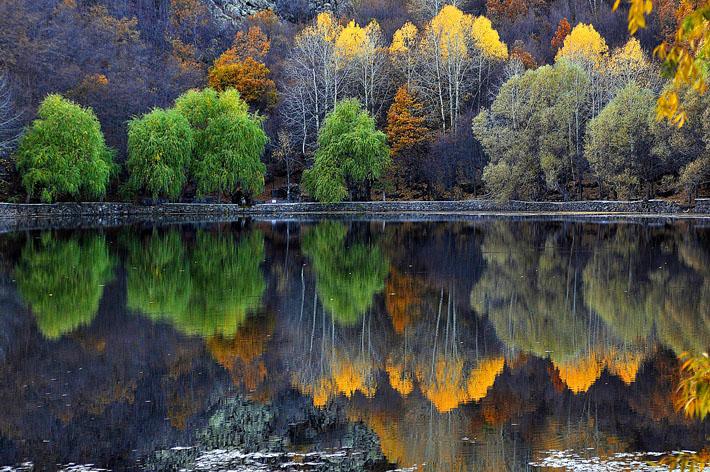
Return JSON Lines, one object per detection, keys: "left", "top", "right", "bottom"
{"left": 15, "top": 94, "right": 114, "bottom": 203}
{"left": 126, "top": 108, "right": 194, "bottom": 201}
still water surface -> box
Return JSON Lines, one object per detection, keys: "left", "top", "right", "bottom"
{"left": 0, "top": 218, "right": 708, "bottom": 471}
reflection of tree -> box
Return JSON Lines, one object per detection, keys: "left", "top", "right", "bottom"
{"left": 583, "top": 227, "right": 659, "bottom": 345}
{"left": 302, "top": 222, "right": 389, "bottom": 326}
{"left": 385, "top": 269, "right": 423, "bottom": 334}
{"left": 15, "top": 232, "right": 114, "bottom": 340}
{"left": 654, "top": 233, "right": 710, "bottom": 355}
{"left": 126, "top": 230, "right": 192, "bottom": 321}
{"left": 472, "top": 223, "right": 590, "bottom": 362}
{"left": 206, "top": 313, "right": 274, "bottom": 393}
{"left": 184, "top": 231, "right": 266, "bottom": 337}
{"left": 127, "top": 230, "right": 265, "bottom": 338}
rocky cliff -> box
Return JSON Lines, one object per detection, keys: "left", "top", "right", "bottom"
{"left": 204, "top": 0, "right": 344, "bottom": 25}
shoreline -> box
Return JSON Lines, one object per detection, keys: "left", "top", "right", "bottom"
{"left": 0, "top": 199, "right": 708, "bottom": 232}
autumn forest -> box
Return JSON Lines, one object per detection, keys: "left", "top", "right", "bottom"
{"left": 0, "top": 0, "right": 708, "bottom": 203}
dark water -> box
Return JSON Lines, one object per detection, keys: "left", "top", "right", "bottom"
{"left": 0, "top": 218, "right": 708, "bottom": 471}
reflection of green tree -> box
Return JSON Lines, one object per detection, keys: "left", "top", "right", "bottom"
{"left": 471, "top": 223, "right": 589, "bottom": 362}
{"left": 183, "top": 231, "right": 266, "bottom": 337}
{"left": 15, "top": 232, "right": 114, "bottom": 340}
{"left": 126, "top": 230, "right": 192, "bottom": 323}
{"left": 127, "top": 230, "right": 265, "bottom": 338}
{"left": 302, "top": 222, "right": 389, "bottom": 326}
{"left": 583, "top": 227, "right": 658, "bottom": 345}
{"left": 653, "top": 235, "right": 710, "bottom": 355}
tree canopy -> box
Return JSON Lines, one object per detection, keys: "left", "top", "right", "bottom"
{"left": 303, "top": 99, "right": 390, "bottom": 202}
{"left": 16, "top": 94, "right": 114, "bottom": 203}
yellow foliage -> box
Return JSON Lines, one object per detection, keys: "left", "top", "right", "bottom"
{"left": 471, "top": 15, "right": 508, "bottom": 60}
{"left": 554, "top": 353, "right": 603, "bottom": 394}
{"left": 386, "top": 360, "right": 414, "bottom": 396}
{"left": 428, "top": 5, "right": 475, "bottom": 58}
{"left": 390, "top": 22, "right": 418, "bottom": 54}
{"left": 335, "top": 21, "right": 367, "bottom": 58}
{"left": 555, "top": 23, "right": 609, "bottom": 66}
{"left": 315, "top": 11, "right": 341, "bottom": 42}
{"left": 417, "top": 356, "right": 468, "bottom": 412}
{"left": 466, "top": 356, "right": 505, "bottom": 402}
{"left": 333, "top": 356, "right": 377, "bottom": 399}
{"left": 609, "top": 37, "right": 647, "bottom": 71}
{"left": 604, "top": 350, "right": 643, "bottom": 385}
{"left": 613, "top": 0, "right": 708, "bottom": 126}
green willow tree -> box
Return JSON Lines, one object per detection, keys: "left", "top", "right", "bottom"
{"left": 16, "top": 94, "right": 114, "bottom": 203}
{"left": 15, "top": 232, "right": 114, "bottom": 339}
{"left": 303, "top": 99, "right": 390, "bottom": 203}
{"left": 126, "top": 108, "right": 194, "bottom": 200}
{"left": 585, "top": 82, "right": 659, "bottom": 199}
{"left": 126, "top": 229, "right": 266, "bottom": 338}
{"left": 174, "top": 88, "right": 267, "bottom": 201}
{"left": 302, "top": 221, "right": 389, "bottom": 326}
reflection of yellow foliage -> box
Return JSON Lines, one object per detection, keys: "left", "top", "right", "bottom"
{"left": 291, "top": 352, "right": 377, "bottom": 407}
{"left": 554, "top": 353, "right": 603, "bottom": 393}
{"left": 386, "top": 360, "right": 414, "bottom": 396}
{"left": 467, "top": 357, "right": 505, "bottom": 401}
{"left": 348, "top": 408, "right": 408, "bottom": 466}
{"left": 333, "top": 356, "right": 377, "bottom": 399}
{"left": 417, "top": 357, "right": 468, "bottom": 413}
{"left": 604, "top": 349, "right": 643, "bottom": 385}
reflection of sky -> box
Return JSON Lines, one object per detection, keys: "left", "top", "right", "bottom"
{"left": 0, "top": 220, "right": 708, "bottom": 470}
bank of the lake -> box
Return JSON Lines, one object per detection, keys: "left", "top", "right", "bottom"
{"left": 0, "top": 199, "right": 709, "bottom": 232}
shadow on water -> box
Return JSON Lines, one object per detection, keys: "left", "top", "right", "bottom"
{"left": 0, "top": 218, "right": 707, "bottom": 471}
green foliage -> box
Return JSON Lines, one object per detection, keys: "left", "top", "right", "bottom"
{"left": 15, "top": 232, "right": 114, "bottom": 339}
{"left": 302, "top": 222, "right": 389, "bottom": 325}
{"left": 126, "top": 108, "right": 194, "bottom": 200}
{"left": 174, "top": 88, "right": 266, "bottom": 199}
{"left": 16, "top": 94, "right": 114, "bottom": 203}
{"left": 470, "top": 222, "right": 590, "bottom": 362}
{"left": 585, "top": 82, "right": 658, "bottom": 199}
{"left": 303, "top": 99, "right": 390, "bottom": 203}
{"left": 473, "top": 61, "right": 589, "bottom": 200}
{"left": 582, "top": 230, "right": 658, "bottom": 344}
{"left": 126, "top": 229, "right": 266, "bottom": 338}
{"left": 126, "top": 230, "right": 193, "bottom": 319}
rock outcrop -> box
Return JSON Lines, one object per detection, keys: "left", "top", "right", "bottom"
{"left": 204, "top": 0, "right": 345, "bottom": 26}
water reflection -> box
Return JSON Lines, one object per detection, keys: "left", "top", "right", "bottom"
{"left": 126, "top": 229, "right": 266, "bottom": 337}
{"left": 15, "top": 232, "right": 114, "bottom": 339}
{"left": 0, "top": 219, "right": 708, "bottom": 471}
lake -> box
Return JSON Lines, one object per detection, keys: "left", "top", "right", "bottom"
{"left": 0, "top": 218, "right": 708, "bottom": 471}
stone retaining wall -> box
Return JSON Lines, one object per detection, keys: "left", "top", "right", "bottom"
{"left": 1, "top": 199, "right": 707, "bottom": 219}
{"left": 0, "top": 199, "right": 706, "bottom": 232}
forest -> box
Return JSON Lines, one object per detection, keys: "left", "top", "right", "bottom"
{"left": 0, "top": 0, "right": 708, "bottom": 203}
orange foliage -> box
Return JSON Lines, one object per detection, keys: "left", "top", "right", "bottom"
{"left": 466, "top": 356, "right": 505, "bottom": 401}
{"left": 487, "top": 0, "right": 529, "bottom": 21}
{"left": 206, "top": 316, "right": 272, "bottom": 391}
{"left": 604, "top": 350, "right": 643, "bottom": 385}
{"left": 386, "top": 360, "right": 415, "bottom": 396}
{"left": 510, "top": 40, "right": 538, "bottom": 69}
{"left": 386, "top": 86, "right": 429, "bottom": 158}
{"left": 216, "top": 26, "right": 271, "bottom": 66}
{"left": 551, "top": 17, "right": 571, "bottom": 50}
{"left": 554, "top": 353, "right": 603, "bottom": 394}
{"left": 384, "top": 268, "right": 423, "bottom": 333}
{"left": 417, "top": 357, "right": 468, "bottom": 412}
{"left": 208, "top": 58, "right": 278, "bottom": 109}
